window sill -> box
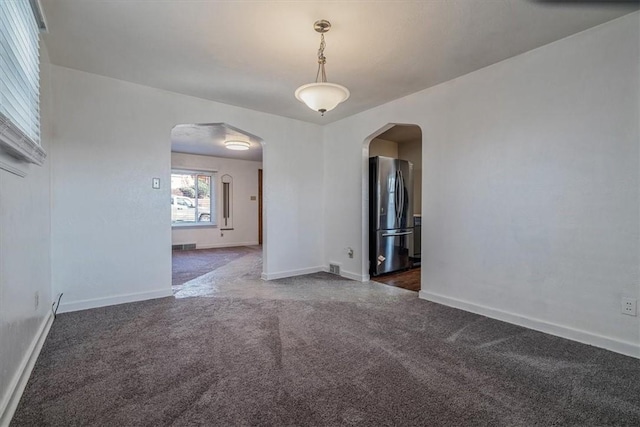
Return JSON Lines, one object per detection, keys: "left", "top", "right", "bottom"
{"left": 0, "top": 115, "right": 46, "bottom": 177}
{"left": 172, "top": 223, "right": 218, "bottom": 229}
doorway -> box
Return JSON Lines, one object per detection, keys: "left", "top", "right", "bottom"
{"left": 364, "top": 124, "right": 423, "bottom": 292}
{"left": 169, "top": 122, "right": 265, "bottom": 295}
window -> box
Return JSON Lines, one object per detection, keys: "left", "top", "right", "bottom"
{"left": 0, "top": 0, "right": 46, "bottom": 167}
{"left": 171, "top": 171, "right": 215, "bottom": 226}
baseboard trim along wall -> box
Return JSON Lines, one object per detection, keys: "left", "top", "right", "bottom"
{"left": 57, "top": 288, "right": 174, "bottom": 314}
{"left": 261, "top": 266, "right": 325, "bottom": 281}
{"left": 338, "top": 269, "right": 369, "bottom": 282}
{"left": 191, "top": 242, "right": 260, "bottom": 250}
{"left": 419, "top": 290, "right": 640, "bottom": 359}
{"left": 0, "top": 311, "right": 54, "bottom": 426}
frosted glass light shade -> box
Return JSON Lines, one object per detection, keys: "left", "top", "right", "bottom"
{"left": 295, "top": 82, "right": 350, "bottom": 113}
{"left": 224, "top": 140, "right": 250, "bottom": 150}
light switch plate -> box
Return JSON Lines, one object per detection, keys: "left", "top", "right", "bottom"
{"left": 152, "top": 178, "right": 160, "bottom": 189}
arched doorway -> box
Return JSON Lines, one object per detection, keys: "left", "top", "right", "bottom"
{"left": 362, "top": 123, "right": 423, "bottom": 292}
{"left": 169, "top": 122, "right": 266, "bottom": 295}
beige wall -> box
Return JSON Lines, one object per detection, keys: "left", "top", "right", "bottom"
{"left": 398, "top": 139, "right": 422, "bottom": 215}
{"left": 369, "top": 138, "right": 398, "bottom": 158}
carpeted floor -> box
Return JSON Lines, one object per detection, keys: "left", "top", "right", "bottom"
{"left": 11, "top": 249, "right": 640, "bottom": 426}
{"left": 172, "top": 246, "right": 261, "bottom": 289}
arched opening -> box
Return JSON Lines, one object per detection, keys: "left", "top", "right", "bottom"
{"left": 362, "top": 123, "right": 423, "bottom": 292}
{"left": 169, "top": 122, "right": 266, "bottom": 296}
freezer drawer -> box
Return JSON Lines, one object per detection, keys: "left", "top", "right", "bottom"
{"left": 371, "top": 228, "right": 413, "bottom": 276}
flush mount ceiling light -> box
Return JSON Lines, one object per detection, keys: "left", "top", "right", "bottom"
{"left": 224, "top": 140, "right": 250, "bottom": 151}
{"left": 295, "top": 20, "right": 350, "bottom": 116}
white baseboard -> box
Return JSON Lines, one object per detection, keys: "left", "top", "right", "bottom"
{"left": 339, "top": 269, "right": 369, "bottom": 282}
{"left": 195, "top": 241, "right": 259, "bottom": 249}
{"left": 419, "top": 290, "right": 640, "bottom": 359}
{"left": 261, "top": 266, "right": 325, "bottom": 281}
{"left": 57, "top": 288, "right": 174, "bottom": 314}
{"left": 0, "top": 311, "right": 54, "bottom": 426}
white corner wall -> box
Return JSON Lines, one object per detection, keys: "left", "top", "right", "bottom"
{"left": 50, "top": 65, "right": 324, "bottom": 313}
{"left": 171, "top": 153, "right": 262, "bottom": 248}
{"left": 0, "top": 47, "right": 54, "bottom": 423}
{"left": 323, "top": 13, "right": 640, "bottom": 357}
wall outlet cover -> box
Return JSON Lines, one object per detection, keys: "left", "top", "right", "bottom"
{"left": 621, "top": 298, "right": 637, "bottom": 316}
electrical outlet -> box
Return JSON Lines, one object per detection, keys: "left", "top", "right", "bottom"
{"left": 621, "top": 298, "right": 637, "bottom": 316}
{"left": 347, "top": 247, "right": 354, "bottom": 258}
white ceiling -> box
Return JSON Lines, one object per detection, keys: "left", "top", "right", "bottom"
{"left": 40, "top": 1, "right": 638, "bottom": 125}
{"left": 171, "top": 123, "right": 263, "bottom": 161}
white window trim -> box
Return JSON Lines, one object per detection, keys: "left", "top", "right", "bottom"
{"left": 171, "top": 169, "right": 217, "bottom": 228}
{"left": 171, "top": 223, "right": 218, "bottom": 229}
{"left": 0, "top": 0, "right": 48, "bottom": 176}
{"left": 0, "top": 112, "right": 46, "bottom": 167}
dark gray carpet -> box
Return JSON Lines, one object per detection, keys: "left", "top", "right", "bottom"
{"left": 11, "top": 272, "right": 640, "bottom": 426}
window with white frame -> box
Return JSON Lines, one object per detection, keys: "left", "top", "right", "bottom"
{"left": 171, "top": 171, "right": 216, "bottom": 226}
{"left": 0, "top": 0, "right": 46, "bottom": 167}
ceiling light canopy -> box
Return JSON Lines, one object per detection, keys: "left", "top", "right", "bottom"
{"left": 295, "top": 20, "right": 349, "bottom": 116}
{"left": 224, "top": 140, "right": 250, "bottom": 151}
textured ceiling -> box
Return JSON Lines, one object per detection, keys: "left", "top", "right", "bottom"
{"left": 171, "top": 123, "right": 263, "bottom": 161}
{"left": 40, "top": 1, "right": 638, "bottom": 125}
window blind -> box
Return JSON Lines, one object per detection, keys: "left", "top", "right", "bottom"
{"left": 0, "top": 0, "right": 44, "bottom": 165}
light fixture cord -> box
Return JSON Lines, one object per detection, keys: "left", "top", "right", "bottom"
{"left": 315, "top": 33, "right": 327, "bottom": 83}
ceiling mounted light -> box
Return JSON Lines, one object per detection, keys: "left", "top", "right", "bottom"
{"left": 224, "top": 140, "right": 250, "bottom": 151}
{"left": 295, "top": 20, "right": 350, "bottom": 116}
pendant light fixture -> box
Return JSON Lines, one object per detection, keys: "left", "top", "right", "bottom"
{"left": 295, "top": 20, "right": 350, "bottom": 116}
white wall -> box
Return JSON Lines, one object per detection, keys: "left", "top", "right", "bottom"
{"left": 0, "top": 47, "right": 54, "bottom": 423}
{"left": 397, "top": 139, "right": 422, "bottom": 215}
{"left": 323, "top": 13, "right": 640, "bottom": 357}
{"left": 50, "top": 65, "right": 324, "bottom": 312}
{"left": 171, "top": 153, "right": 262, "bottom": 248}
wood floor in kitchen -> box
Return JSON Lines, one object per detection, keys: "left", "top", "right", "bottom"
{"left": 371, "top": 267, "right": 421, "bottom": 292}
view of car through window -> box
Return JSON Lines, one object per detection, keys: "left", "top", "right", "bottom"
{"left": 171, "top": 172, "right": 213, "bottom": 224}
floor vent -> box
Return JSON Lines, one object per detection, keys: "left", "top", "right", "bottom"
{"left": 172, "top": 243, "right": 196, "bottom": 251}
{"left": 329, "top": 264, "right": 340, "bottom": 275}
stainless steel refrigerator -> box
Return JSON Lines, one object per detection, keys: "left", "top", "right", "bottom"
{"left": 369, "top": 156, "right": 414, "bottom": 276}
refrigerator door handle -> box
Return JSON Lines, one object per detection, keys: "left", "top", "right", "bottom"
{"left": 394, "top": 170, "right": 399, "bottom": 226}
{"left": 398, "top": 169, "right": 404, "bottom": 223}
{"left": 382, "top": 231, "right": 413, "bottom": 237}
{"left": 395, "top": 170, "right": 403, "bottom": 226}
